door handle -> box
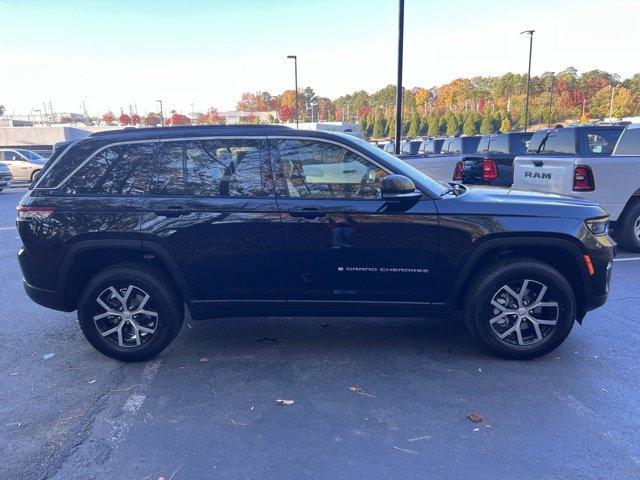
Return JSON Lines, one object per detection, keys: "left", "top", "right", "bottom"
{"left": 532, "top": 160, "right": 544, "bottom": 167}
{"left": 290, "top": 208, "right": 327, "bottom": 219}
{"left": 153, "top": 206, "right": 193, "bottom": 217}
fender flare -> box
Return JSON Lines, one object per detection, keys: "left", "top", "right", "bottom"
{"left": 445, "top": 235, "right": 592, "bottom": 307}
{"left": 58, "top": 239, "right": 194, "bottom": 304}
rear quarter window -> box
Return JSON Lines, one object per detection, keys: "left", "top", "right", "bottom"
{"left": 59, "top": 142, "right": 157, "bottom": 195}
{"left": 614, "top": 127, "right": 640, "bottom": 155}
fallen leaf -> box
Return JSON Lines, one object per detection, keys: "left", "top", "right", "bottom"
{"left": 42, "top": 353, "right": 55, "bottom": 360}
{"left": 199, "top": 357, "right": 209, "bottom": 363}
{"left": 88, "top": 380, "right": 96, "bottom": 384}
{"left": 393, "top": 446, "right": 418, "bottom": 455}
{"left": 231, "top": 418, "right": 247, "bottom": 426}
{"left": 467, "top": 413, "right": 484, "bottom": 423}
{"left": 349, "top": 386, "right": 375, "bottom": 397}
{"left": 276, "top": 399, "right": 294, "bottom": 406}
{"left": 473, "top": 428, "right": 480, "bottom": 432}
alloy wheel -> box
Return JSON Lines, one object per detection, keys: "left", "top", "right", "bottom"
{"left": 634, "top": 215, "right": 640, "bottom": 241}
{"left": 489, "top": 279, "right": 559, "bottom": 346}
{"left": 93, "top": 285, "right": 158, "bottom": 348}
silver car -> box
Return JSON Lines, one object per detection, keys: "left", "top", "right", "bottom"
{"left": 0, "top": 149, "right": 47, "bottom": 182}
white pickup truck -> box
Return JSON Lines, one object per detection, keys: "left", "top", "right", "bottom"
{"left": 513, "top": 124, "right": 640, "bottom": 251}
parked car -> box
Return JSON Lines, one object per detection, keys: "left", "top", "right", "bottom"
{"left": 513, "top": 123, "right": 639, "bottom": 251}
{"left": 455, "top": 132, "right": 533, "bottom": 186}
{"left": 33, "top": 149, "right": 54, "bottom": 159}
{"left": 0, "top": 148, "right": 48, "bottom": 181}
{"left": 0, "top": 163, "right": 13, "bottom": 191}
{"left": 418, "top": 138, "right": 444, "bottom": 155}
{"left": 400, "top": 139, "right": 423, "bottom": 155}
{"left": 403, "top": 135, "right": 481, "bottom": 182}
{"left": 18, "top": 125, "right": 614, "bottom": 361}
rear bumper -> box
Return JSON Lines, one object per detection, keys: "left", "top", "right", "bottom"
{"left": 23, "top": 280, "right": 74, "bottom": 312}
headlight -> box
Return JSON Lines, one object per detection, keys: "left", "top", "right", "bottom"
{"left": 585, "top": 217, "right": 609, "bottom": 236}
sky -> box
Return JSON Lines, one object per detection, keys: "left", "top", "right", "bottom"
{"left": 1, "top": 0, "right": 638, "bottom": 117}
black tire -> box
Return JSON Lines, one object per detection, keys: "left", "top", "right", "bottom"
{"left": 616, "top": 201, "right": 640, "bottom": 252}
{"left": 77, "top": 263, "right": 184, "bottom": 362}
{"left": 30, "top": 170, "right": 41, "bottom": 182}
{"left": 464, "top": 257, "right": 576, "bottom": 360}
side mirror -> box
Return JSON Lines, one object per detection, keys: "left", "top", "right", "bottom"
{"left": 381, "top": 174, "right": 421, "bottom": 201}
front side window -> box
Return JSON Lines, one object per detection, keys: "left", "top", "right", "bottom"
{"left": 185, "top": 139, "right": 270, "bottom": 197}
{"left": 273, "top": 139, "right": 386, "bottom": 199}
{"left": 587, "top": 129, "right": 622, "bottom": 155}
{"left": 61, "top": 142, "right": 156, "bottom": 195}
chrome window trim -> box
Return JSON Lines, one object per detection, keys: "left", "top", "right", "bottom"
{"left": 31, "top": 140, "right": 80, "bottom": 189}
{"left": 34, "top": 134, "right": 393, "bottom": 191}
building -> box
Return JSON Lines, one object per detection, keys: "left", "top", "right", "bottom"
{"left": 217, "top": 110, "right": 277, "bottom": 124}
{"left": 281, "top": 122, "right": 362, "bottom": 138}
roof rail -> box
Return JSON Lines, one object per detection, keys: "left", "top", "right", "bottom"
{"left": 89, "top": 124, "right": 291, "bottom": 137}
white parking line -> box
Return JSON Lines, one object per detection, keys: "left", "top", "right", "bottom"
{"left": 614, "top": 257, "right": 640, "bottom": 262}
{"left": 0, "top": 226, "right": 16, "bottom": 231}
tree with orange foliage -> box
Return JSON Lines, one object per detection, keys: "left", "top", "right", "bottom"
{"left": 102, "top": 111, "right": 116, "bottom": 124}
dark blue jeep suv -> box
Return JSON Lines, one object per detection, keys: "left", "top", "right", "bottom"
{"left": 17, "top": 125, "right": 615, "bottom": 361}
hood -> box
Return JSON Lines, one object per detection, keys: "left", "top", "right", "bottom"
{"left": 437, "top": 185, "right": 608, "bottom": 219}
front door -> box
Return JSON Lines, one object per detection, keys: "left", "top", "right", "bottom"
{"left": 268, "top": 137, "right": 439, "bottom": 315}
{"left": 140, "top": 137, "right": 285, "bottom": 318}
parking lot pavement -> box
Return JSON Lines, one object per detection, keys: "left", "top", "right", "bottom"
{"left": 2, "top": 187, "right": 640, "bottom": 480}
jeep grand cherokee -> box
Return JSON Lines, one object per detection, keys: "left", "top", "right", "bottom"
{"left": 17, "top": 125, "right": 615, "bottom": 361}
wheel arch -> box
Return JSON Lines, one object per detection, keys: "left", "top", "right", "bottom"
{"left": 60, "top": 239, "right": 193, "bottom": 310}
{"left": 447, "top": 235, "right": 591, "bottom": 321}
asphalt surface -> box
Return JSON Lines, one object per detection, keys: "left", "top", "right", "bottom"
{"left": 2, "top": 187, "right": 640, "bottom": 480}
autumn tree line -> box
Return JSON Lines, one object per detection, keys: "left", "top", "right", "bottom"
{"left": 95, "top": 68, "right": 640, "bottom": 138}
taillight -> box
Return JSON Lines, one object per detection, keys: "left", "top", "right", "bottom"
{"left": 453, "top": 161, "right": 463, "bottom": 181}
{"left": 482, "top": 159, "right": 499, "bottom": 180}
{"left": 573, "top": 165, "right": 594, "bottom": 191}
{"left": 16, "top": 205, "right": 54, "bottom": 220}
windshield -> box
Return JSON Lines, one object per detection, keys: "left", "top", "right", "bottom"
{"left": 15, "top": 149, "right": 45, "bottom": 161}
{"left": 342, "top": 134, "right": 448, "bottom": 197}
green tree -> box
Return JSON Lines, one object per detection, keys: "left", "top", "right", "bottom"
{"left": 462, "top": 115, "right": 477, "bottom": 135}
{"left": 427, "top": 114, "right": 440, "bottom": 136}
{"left": 0, "top": 105, "right": 5, "bottom": 116}
{"left": 479, "top": 114, "right": 493, "bottom": 134}
{"left": 372, "top": 114, "right": 384, "bottom": 138}
{"left": 407, "top": 113, "right": 420, "bottom": 137}
{"left": 446, "top": 114, "right": 459, "bottom": 136}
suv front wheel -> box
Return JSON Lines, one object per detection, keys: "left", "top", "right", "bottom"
{"left": 77, "top": 263, "right": 184, "bottom": 361}
{"left": 464, "top": 258, "right": 576, "bottom": 359}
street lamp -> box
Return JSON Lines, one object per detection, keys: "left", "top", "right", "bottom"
{"left": 394, "top": 0, "right": 405, "bottom": 154}
{"left": 521, "top": 29, "right": 535, "bottom": 132}
{"left": 286, "top": 55, "right": 299, "bottom": 129}
{"left": 548, "top": 72, "right": 555, "bottom": 126}
{"left": 156, "top": 99, "right": 164, "bottom": 127}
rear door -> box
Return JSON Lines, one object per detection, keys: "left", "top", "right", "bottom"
{"left": 140, "top": 137, "right": 285, "bottom": 317}
{"left": 269, "top": 136, "right": 439, "bottom": 314}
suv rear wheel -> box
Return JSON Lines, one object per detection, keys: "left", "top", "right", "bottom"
{"left": 464, "top": 258, "right": 576, "bottom": 359}
{"left": 77, "top": 263, "right": 184, "bottom": 361}
{"left": 616, "top": 200, "right": 640, "bottom": 252}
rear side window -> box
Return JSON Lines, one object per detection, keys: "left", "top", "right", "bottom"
{"left": 156, "top": 142, "right": 186, "bottom": 195}
{"left": 185, "top": 139, "right": 271, "bottom": 197}
{"left": 61, "top": 142, "right": 156, "bottom": 195}
{"left": 527, "top": 131, "right": 548, "bottom": 153}
{"left": 444, "top": 138, "right": 462, "bottom": 153}
{"left": 614, "top": 127, "right": 640, "bottom": 155}
{"left": 586, "top": 128, "right": 622, "bottom": 155}
{"left": 539, "top": 130, "right": 575, "bottom": 154}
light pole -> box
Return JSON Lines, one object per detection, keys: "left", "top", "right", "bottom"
{"left": 286, "top": 55, "right": 299, "bottom": 129}
{"left": 156, "top": 99, "right": 164, "bottom": 126}
{"left": 394, "top": 0, "right": 405, "bottom": 154}
{"left": 609, "top": 85, "right": 616, "bottom": 118}
{"left": 521, "top": 29, "right": 534, "bottom": 132}
{"left": 548, "top": 72, "right": 555, "bottom": 126}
